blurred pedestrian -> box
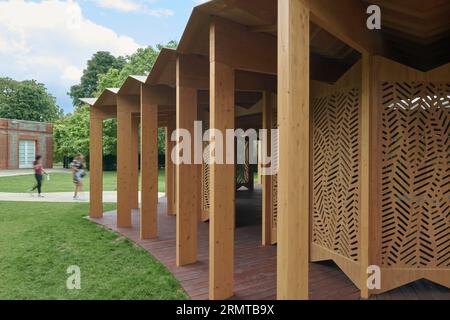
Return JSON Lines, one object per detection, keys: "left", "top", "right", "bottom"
{"left": 71, "top": 154, "right": 86, "bottom": 200}
{"left": 28, "top": 155, "right": 48, "bottom": 197}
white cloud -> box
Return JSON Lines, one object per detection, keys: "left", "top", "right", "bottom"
{"left": 0, "top": 0, "right": 142, "bottom": 95}
{"left": 62, "top": 65, "right": 84, "bottom": 83}
{"left": 95, "top": 0, "right": 140, "bottom": 12}
{"left": 93, "top": 0, "right": 174, "bottom": 17}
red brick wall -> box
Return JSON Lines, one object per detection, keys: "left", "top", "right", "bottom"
{"left": 0, "top": 118, "right": 54, "bottom": 169}
{"left": 0, "top": 132, "right": 8, "bottom": 169}
{"left": 45, "top": 136, "right": 53, "bottom": 168}
{"left": 0, "top": 119, "right": 8, "bottom": 129}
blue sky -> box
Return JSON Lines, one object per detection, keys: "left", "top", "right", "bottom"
{"left": 0, "top": 0, "right": 206, "bottom": 113}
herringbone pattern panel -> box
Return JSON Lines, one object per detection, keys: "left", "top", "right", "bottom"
{"left": 272, "top": 107, "right": 278, "bottom": 230}
{"left": 236, "top": 140, "right": 251, "bottom": 188}
{"left": 312, "top": 88, "right": 361, "bottom": 262}
{"left": 202, "top": 122, "right": 211, "bottom": 217}
{"left": 380, "top": 82, "right": 450, "bottom": 268}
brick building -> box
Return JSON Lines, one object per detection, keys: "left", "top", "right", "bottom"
{"left": 0, "top": 118, "right": 53, "bottom": 169}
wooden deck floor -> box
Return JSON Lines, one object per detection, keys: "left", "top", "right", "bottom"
{"left": 89, "top": 190, "right": 450, "bottom": 300}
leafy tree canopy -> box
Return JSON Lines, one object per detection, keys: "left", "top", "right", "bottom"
{"left": 69, "top": 51, "right": 126, "bottom": 107}
{"left": 95, "top": 42, "right": 177, "bottom": 96}
{"left": 55, "top": 42, "right": 177, "bottom": 160}
{"left": 53, "top": 105, "right": 117, "bottom": 159}
{"left": 0, "top": 77, "right": 63, "bottom": 122}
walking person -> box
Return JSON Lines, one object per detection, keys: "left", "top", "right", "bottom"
{"left": 29, "top": 155, "right": 48, "bottom": 198}
{"left": 71, "top": 154, "right": 86, "bottom": 200}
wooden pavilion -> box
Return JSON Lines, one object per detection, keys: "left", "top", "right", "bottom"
{"left": 86, "top": 0, "right": 450, "bottom": 300}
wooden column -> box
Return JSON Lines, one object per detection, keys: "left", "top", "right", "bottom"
{"left": 165, "top": 116, "right": 176, "bottom": 215}
{"left": 131, "top": 116, "right": 140, "bottom": 209}
{"left": 262, "top": 91, "right": 273, "bottom": 246}
{"left": 209, "top": 20, "right": 236, "bottom": 300}
{"left": 140, "top": 85, "right": 158, "bottom": 239}
{"left": 277, "top": 0, "right": 310, "bottom": 300}
{"left": 117, "top": 95, "right": 133, "bottom": 228}
{"left": 89, "top": 107, "right": 103, "bottom": 218}
{"left": 360, "top": 53, "right": 376, "bottom": 299}
{"left": 176, "top": 55, "right": 200, "bottom": 266}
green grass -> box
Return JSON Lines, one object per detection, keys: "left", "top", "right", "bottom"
{"left": 0, "top": 202, "right": 188, "bottom": 300}
{"left": 0, "top": 170, "right": 166, "bottom": 193}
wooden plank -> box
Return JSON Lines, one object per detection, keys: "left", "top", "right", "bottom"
{"left": 309, "top": 0, "right": 383, "bottom": 54}
{"left": 176, "top": 55, "right": 200, "bottom": 266}
{"left": 262, "top": 91, "right": 273, "bottom": 246}
{"left": 165, "top": 116, "right": 176, "bottom": 215}
{"left": 211, "top": 16, "right": 277, "bottom": 75}
{"left": 310, "top": 62, "right": 364, "bottom": 293}
{"left": 140, "top": 85, "right": 158, "bottom": 239}
{"left": 277, "top": 0, "right": 310, "bottom": 300}
{"left": 131, "top": 116, "right": 140, "bottom": 209}
{"left": 117, "top": 95, "right": 133, "bottom": 228}
{"left": 177, "top": 54, "right": 209, "bottom": 89}
{"left": 360, "top": 53, "right": 375, "bottom": 298}
{"left": 369, "top": 57, "right": 450, "bottom": 294}
{"left": 89, "top": 107, "right": 103, "bottom": 218}
{"left": 92, "top": 197, "right": 449, "bottom": 301}
{"left": 209, "top": 19, "right": 236, "bottom": 298}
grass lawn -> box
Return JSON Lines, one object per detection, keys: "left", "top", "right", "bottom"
{"left": 0, "top": 170, "right": 166, "bottom": 193}
{"left": 0, "top": 202, "right": 188, "bottom": 300}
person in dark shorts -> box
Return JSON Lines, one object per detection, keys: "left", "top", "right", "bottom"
{"left": 29, "top": 155, "right": 48, "bottom": 197}
{"left": 71, "top": 154, "right": 86, "bottom": 200}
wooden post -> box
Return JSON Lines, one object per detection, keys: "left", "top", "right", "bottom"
{"left": 131, "top": 116, "right": 140, "bottom": 209}
{"left": 209, "top": 20, "right": 236, "bottom": 300}
{"left": 176, "top": 55, "right": 200, "bottom": 266}
{"left": 360, "top": 52, "right": 375, "bottom": 299}
{"left": 262, "top": 91, "right": 273, "bottom": 246}
{"left": 89, "top": 107, "right": 103, "bottom": 218}
{"left": 166, "top": 116, "right": 176, "bottom": 215}
{"left": 140, "top": 85, "right": 158, "bottom": 239}
{"left": 117, "top": 95, "right": 133, "bottom": 228}
{"left": 277, "top": 0, "right": 310, "bottom": 300}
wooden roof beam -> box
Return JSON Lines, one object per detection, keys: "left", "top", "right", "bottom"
{"left": 146, "top": 48, "right": 177, "bottom": 87}
{"left": 177, "top": 54, "right": 209, "bottom": 89}
{"left": 249, "top": 24, "right": 276, "bottom": 34}
{"left": 176, "top": 53, "right": 277, "bottom": 92}
{"left": 211, "top": 16, "right": 277, "bottom": 75}
{"left": 115, "top": 94, "right": 141, "bottom": 114}
{"left": 197, "top": 0, "right": 277, "bottom": 26}
{"left": 119, "top": 76, "right": 147, "bottom": 96}
{"left": 141, "top": 85, "right": 176, "bottom": 106}
{"left": 309, "top": 0, "right": 384, "bottom": 54}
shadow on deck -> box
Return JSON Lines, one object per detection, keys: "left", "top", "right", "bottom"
{"left": 89, "top": 188, "right": 450, "bottom": 300}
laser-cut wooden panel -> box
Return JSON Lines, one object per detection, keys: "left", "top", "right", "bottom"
{"left": 271, "top": 107, "right": 278, "bottom": 233}
{"left": 236, "top": 140, "right": 254, "bottom": 191}
{"left": 380, "top": 81, "right": 450, "bottom": 269}
{"left": 312, "top": 87, "right": 361, "bottom": 262}
{"left": 202, "top": 124, "right": 211, "bottom": 221}
{"left": 236, "top": 141, "right": 249, "bottom": 186}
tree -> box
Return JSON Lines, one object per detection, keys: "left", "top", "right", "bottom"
{"left": 95, "top": 46, "right": 160, "bottom": 96}
{"left": 57, "top": 42, "right": 177, "bottom": 162}
{"left": 0, "top": 78, "right": 63, "bottom": 122}
{"left": 69, "top": 51, "right": 125, "bottom": 107}
{"left": 53, "top": 105, "right": 90, "bottom": 159}
{"left": 157, "top": 40, "right": 178, "bottom": 51}
{"left": 94, "top": 43, "right": 177, "bottom": 157}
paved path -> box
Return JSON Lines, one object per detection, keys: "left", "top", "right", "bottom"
{"left": 0, "top": 168, "right": 71, "bottom": 177}
{"left": 0, "top": 191, "right": 165, "bottom": 203}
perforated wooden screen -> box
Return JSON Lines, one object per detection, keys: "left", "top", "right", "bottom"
{"left": 271, "top": 107, "right": 278, "bottom": 234}
{"left": 379, "top": 81, "right": 450, "bottom": 269}
{"left": 202, "top": 123, "right": 211, "bottom": 221}
{"left": 236, "top": 140, "right": 254, "bottom": 191}
{"left": 312, "top": 87, "right": 362, "bottom": 262}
